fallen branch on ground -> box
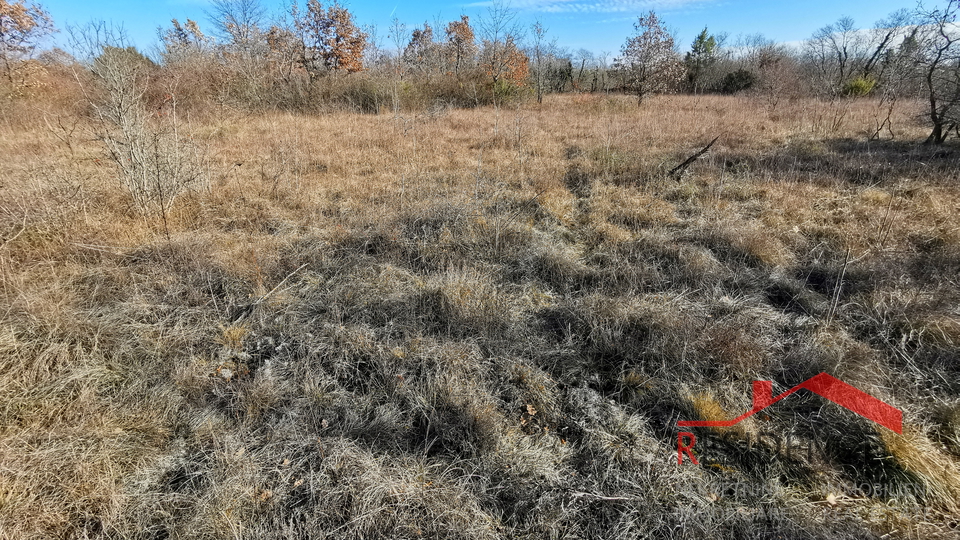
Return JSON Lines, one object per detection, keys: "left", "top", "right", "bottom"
{"left": 669, "top": 135, "right": 720, "bottom": 181}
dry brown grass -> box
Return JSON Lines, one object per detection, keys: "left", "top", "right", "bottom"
{"left": 2, "top": 90, "right": 960, "bottom": 538}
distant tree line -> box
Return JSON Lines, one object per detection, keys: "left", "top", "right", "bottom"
{"left": 5, "top": 0, "right": 960, "bottom": 142}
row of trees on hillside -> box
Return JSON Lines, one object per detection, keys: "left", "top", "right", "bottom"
{"left": 614, "top": 1, "right": 960, "bottom": 143}
{"left": 6, "top": 0, "right": 960, "bottom": 142}
{"left": 617, "top": 10, "right": 922, "bottom": 102}
{"left": 147, "top": 0, "right": 535, "bottom": 111}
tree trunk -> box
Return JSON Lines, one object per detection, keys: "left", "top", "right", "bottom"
{"left": 925, "top": 122, "right": 952, "bottom": 144}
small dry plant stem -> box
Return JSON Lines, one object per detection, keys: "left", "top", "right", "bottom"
{"left": 0, "top": 212, "right": 27, "bottom": 298}
{"left": 827, "top": 247, "right": 851, "bottom": 325}
{"left": 875, "top": 194, "right": 901, "bottom": 251}
{"left": 514, "top": 103, "right": 524, "bottom": 176}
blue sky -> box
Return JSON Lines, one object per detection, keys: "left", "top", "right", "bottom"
{"left": 40, "top": 0, "right": 915, "bottom": 58}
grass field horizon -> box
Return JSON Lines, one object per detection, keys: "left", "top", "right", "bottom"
{"left": 2, "top": 90, "right": 960, "bottom": 538}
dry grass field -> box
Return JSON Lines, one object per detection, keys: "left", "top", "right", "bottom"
{"left": 1, "top": 91, "right": 959, "bottom": 538}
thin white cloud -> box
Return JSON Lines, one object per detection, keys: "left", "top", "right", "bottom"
{"left": 465, "top": 0, "right": 717, "bottom": 14}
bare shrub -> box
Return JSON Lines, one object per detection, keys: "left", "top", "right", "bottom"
{"left": 72, "top": 25, "right": 208, "bottom": 232}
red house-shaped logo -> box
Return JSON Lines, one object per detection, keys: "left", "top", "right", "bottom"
{"left": 678, "top": 372, "right": 902, "bottom": 434}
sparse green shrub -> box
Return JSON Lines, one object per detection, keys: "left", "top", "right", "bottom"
{"left": 491, "top": 77, "right": 528, "bottom": 104}
{"left": 843, "top": 75, "right": 876, "bottom": 97}
{"left": 718, "top": 68, "right": 757, "bottom": 94}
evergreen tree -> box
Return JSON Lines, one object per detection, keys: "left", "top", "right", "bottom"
{"left": 684, "top": 27, "right": 717, "bottom": 93}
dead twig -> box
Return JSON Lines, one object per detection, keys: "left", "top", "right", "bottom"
{"left": 255, "top": 263, "right": 309, "bottom": 306}
{"left": 570, "top": 492, "right": 634, "bottom": 501}
{"left": 229, "top": 263, "right": 309, "bottom": 322}
{"left": 669, "top": 135, "right": 720, "bottom": 181}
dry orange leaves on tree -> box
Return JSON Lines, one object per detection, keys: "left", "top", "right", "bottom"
{"left": 295, "top": 0, "right": 366, "bottom": 75}
{"left": 0, "top": 0, "right": 54, "bottom": 83}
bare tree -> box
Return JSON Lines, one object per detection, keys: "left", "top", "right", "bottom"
{"left": 573, "top": 48, "right": 594, "bottom": 91}
{"left": 914, "top": 0, "right": 960, "bottom": 144}
{"left": 862, "top": 10, "right": 913, "bottom": 83}
{"left": 265, "top": 22, "right": 305, "bottom": 85}
{"left": 403, "top": 22, "right": 439, "bottom": 75}
{"left": 734, "top": 33, "right": 776, "bottom": 68}
{"left": 477, "top": 0, "right": 524, "bottom": 89}
{"left": 722, "top": 33, "right": 800, "bottom": 99}
{"left": 388, "top": 17, "right": 409, "bottom": 74}
{"left": 361, "top": 22, "right": 387, "bottom": 70}
{"left": 386, "top": 17, "right": 408, "bottom": 111}
{"left": 595, "top": 50, "right": 610, "bottom": 92}
{"left": 805, "top": 13, "right": 911, "bottom": 95}
{"left": 530, "top": 21, "right": 548, "bottom": 103}
{"left": 615, "top": 11, "right": 683, "bottom": 105}
{"left": 806, "top": 16, "right": 862, "bottom": 93}
{"left": 203, "top": 0, "right": 277, "bottom": 107}
{"left": 206, "top": 0, "right": 266, "bottom": 49}
{"left": 160, "top": 18, "right": 208, "bottom": 62}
